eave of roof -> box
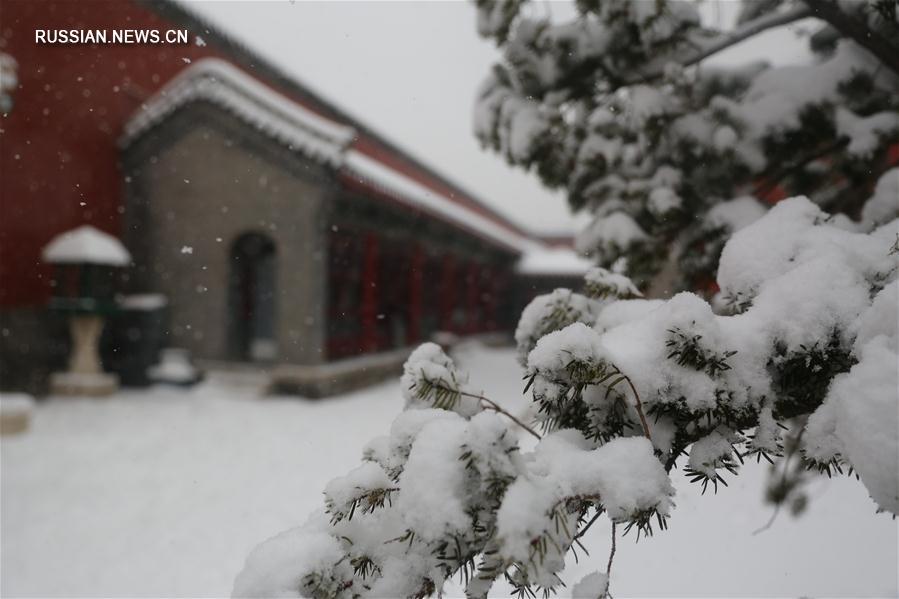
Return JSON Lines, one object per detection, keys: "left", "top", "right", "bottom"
{"left": 342, "top": 151, "right": 530, "bottom": 253}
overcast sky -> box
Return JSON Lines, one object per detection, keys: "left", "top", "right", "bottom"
{"left": 183, "top": 1, "right": 813, "bottom": 236}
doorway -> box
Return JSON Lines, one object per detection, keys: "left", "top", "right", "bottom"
{"left": 228, "top": 232, "right": 277, "bottom": 361}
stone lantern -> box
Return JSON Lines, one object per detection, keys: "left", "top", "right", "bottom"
{"left": 41, "top": 225, "right": 131, "bottom": 396}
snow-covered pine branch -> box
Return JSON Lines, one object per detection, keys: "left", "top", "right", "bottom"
{"left": 235, "top": 343, "right": 673, "bottom": 599}
{"left": 234, "top": 191, "right": 897, "bottom": 598}
{"left": 473, "top": 0, "right": 899, "bottom": 288}
{"left": 802, "top": 0, "right": 899, "bottom": 76}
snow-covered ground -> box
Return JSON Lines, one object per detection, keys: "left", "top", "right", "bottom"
{"left": 2, "top": 345, "right": 896, "bottom": 598}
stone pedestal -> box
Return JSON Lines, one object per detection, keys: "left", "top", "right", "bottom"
{"left": 50, "top": 314, "right": 119, "bottom": 396}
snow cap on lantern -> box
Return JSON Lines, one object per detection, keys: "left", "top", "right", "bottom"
{"left": 42, "top": 225, "right": 131, "bottom": 267}
{"left": 41, "top": 225, "right": 131, "bottom": 313}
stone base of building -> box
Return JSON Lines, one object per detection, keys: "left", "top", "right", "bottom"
{"left": 269, "top": 347, "right": 414, "bottom": 398}
{"left": 50, "top": 372, "right": 119, "bottom": 397}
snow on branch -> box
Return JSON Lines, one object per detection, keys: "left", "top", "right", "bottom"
{"left": 625, "top": 4, "right": 815, "bottom": 85}
{"left": 801, "top": 0, "right": 899, "bottom": 76}
{"left": 474, "top": 0, "right": 898, "bottom": 290}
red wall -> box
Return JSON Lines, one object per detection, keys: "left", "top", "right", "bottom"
{"left": 0, "top": 0, "right": 229, "bottom": 306}
{"left": 0, "top": 0, "right": 527, "bottom": 308}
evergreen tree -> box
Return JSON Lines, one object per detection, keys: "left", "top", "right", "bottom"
{"left": 233, "top": 3, "right": 898, "bottom": 597}
{"left": 474, "top": 0, "right": 899, "bottom": 288}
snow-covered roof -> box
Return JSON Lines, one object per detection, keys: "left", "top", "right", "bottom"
{"left": 343, "top": 150, "right": 531, "bottom": 252}
{"left": 42, "top": 225, "right": 132, "bottom": 266}
{"left": 121, "top": 58, "right": 539, "bottom": 253}
{"left": 120, "top": 58, "right": 356, "bottom": 165}
{"left": 516, "top": 244, "right": 593, "bottom": 276}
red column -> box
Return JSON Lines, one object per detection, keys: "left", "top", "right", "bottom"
{"left": 407, "top": 245, "right": 424, "bottom": 345}
{"left": 484, "top": 266, "right": 499, "bottom": 331}
{"left": 466, "top": 261, "right": 480, "bottom": 334}
{"left": 888, "top": 142, "right": 899, "bottom": 166}
{"left": 360, "top": 233, "right": 380, "bottom": 353}
{"left": 439, "top": 255, "right": 456, "bottom": 332}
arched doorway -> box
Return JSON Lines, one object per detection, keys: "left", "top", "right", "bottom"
{"left": 228, "top": 232, "right": 277, "bottom": 361}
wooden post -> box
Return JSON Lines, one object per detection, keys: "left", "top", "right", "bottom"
{"left": 360, "top": 233, "right": 380, "bottom": 353}
{"left": 407, "top": 244, "right": 424, "bottom": 345}
{"left": 466, "top": 261, "right": 479, "bottom": 333}
{"left": 484, "top": 266, "right": 499, "bottom": 331}
{"left": 439, "top": 255, "right": 456, "bottom": 332}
